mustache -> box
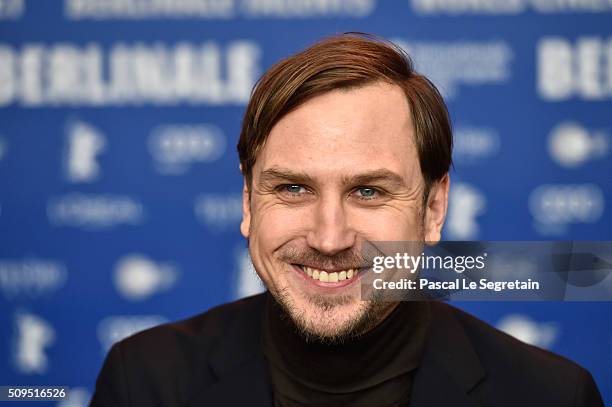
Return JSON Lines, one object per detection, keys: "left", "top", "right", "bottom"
{"left": 277, "top": 244, "right": 383, "bottom": 271}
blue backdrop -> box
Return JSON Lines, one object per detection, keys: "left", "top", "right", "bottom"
{"left": 0, "top": 1, "right": 611, "bottom": 405}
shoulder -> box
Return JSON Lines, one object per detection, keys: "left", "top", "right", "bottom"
{"left": 442, "top": 302, "right": 580, "bottom": 374}
{"left": 120, "top": 292, "right": 267, "bottom": 357}
{"left": 90, "top": 293, "right": 267, "bottom": 407}
{"left": 430, "top": 302, "right": 603, "bottom": 406}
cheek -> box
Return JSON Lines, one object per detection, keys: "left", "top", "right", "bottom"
{"left": 350, "top": 208, "right": 422, "bottom": 241}
{"left": 250, "top": 205, "right": 309, "bottom": 252}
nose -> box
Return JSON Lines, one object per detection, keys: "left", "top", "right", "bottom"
{"left": 306, "top": 194, "right": 356, "bottom": 256}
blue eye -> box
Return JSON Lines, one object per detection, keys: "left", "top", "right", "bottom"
{"left": 356, "top": 187, "right": 377, "bottom": 199}
{"left": 284, "top": 185, "right": 305, "bottom": 194}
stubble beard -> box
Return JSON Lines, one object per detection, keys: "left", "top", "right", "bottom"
{"left": 251, "top": 194, "right": 428, "bottom": 345}
{"left": 270, "top": 284, "right": 393, "bottom": 345}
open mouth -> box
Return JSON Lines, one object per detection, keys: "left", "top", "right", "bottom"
{"left": 294, "top": 264, "right": 361, "bottom": 283}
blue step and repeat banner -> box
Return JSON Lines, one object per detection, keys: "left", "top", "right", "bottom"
{"left": 0, "top": 0, "right": 611, "bottom": 405}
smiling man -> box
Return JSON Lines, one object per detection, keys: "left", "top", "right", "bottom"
{"left": 240, "top": 80, "right": 446, "bottom": 344}
{"left": 91, "top": 34, "right": 604, "bottom": 407}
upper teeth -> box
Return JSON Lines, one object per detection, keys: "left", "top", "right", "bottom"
{"left": 303, "top": 266, "right": 356, "bottom": 282}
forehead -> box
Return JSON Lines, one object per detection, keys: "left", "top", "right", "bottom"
{"left": 255, "top": 81, "right": 421, "bottom": 183}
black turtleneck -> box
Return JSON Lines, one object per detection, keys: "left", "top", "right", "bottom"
{"left": 262, "top": 292, "right": 430, "bottom": 407}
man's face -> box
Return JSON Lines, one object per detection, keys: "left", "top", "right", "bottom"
{"left": 241, "top": 81, "right": 449, "bottom": 341}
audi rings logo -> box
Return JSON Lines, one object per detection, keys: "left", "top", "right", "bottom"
{"left": 148, "top": 124, "right": 226, "bottom": 174}
{"left": 529, "top": 184, "right": 605, "bottom": 232}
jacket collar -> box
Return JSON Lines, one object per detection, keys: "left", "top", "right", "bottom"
{"left": 187, "top": 294, "right": 272, "bottom": 407}
{"left": 189, "top": 294, "right": 485, "bottom": 407}
{"left": 409, "top": 302, "right": 485, "bottom": 407}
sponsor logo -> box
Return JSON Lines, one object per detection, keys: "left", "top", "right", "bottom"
{"left": 529, "top": 183, "right": 605, "bottom": 235}
{"left": 393, "top": 39, "right": 513, "bottom": 99}
{"left": 12, "top": 311, "right": 55, "bottom": 374}
{"left": 64, "top": 120, "right": 106, "bottom": 183}
{"left": 411, "top": 0, "right": 612, "bottom": 14}
{"left": 0, "top": 258, "right": 67, "bottom": 300}
{"left": 538, "top": 37, "right": 612, "bottom": 101}
{"left": 446, "top": 183, "right": 487, "bottom": 240}
{"left": 47, "top": 193, "right": 145, "bottom": 229}
{"left": 453, "top": 126, "right": 500, "bottom": 164}
{"left": 194, "top": 193, "right": 242, "bottom": 231}
{"left": 64, "top": 0, "right": 376, "bottom": 19}
{"left": 548, "top": 121, "right": 609, "bottom": 168}
{"left": 497, "top": 314, "right": 558, "bottom": 349}
{"left": 97, "top": 315, "right": 168, "bottom": 352}
{"left": 149, "top": 124, "right": 226, "bottom": 175}
{"left": 114, "top": 254, "right": 178, "bottom": 301}
{"left": 0, "top": 41, "right": 260, "bottom": 106}
{"left": 240, "top": 0, "right": 375, "bottom": 17}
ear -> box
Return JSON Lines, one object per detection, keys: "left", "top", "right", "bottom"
{"left": 240, "top": 177, "right": 251, "bottom": 238}
{"left": 424, "top": 173, "right": 450, "bottom": 244}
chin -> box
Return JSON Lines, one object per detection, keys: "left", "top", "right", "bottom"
{"left": 274, "top": 286, "right": 376, "bottom": 343}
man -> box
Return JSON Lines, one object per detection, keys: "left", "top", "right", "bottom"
{"left": 91, "top": 33, "right": 604, "bottom": 406}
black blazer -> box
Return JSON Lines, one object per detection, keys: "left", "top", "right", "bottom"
{"left": 90, "top": 293, "right": 604, "bottom": 406}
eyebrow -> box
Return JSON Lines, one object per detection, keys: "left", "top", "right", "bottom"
{"left": 341, "top": 169, "right": 408, "bottom": 189}
{"left": 258, "top": 167, "right": 408, "bottom": 189}
{"left": 259, "top": 167, "right": 317, "bottom": 186}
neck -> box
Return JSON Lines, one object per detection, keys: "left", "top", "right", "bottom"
{"left": 262, "top": 292, "right": 431, "bottom": 390}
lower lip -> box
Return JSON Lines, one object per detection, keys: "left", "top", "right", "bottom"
{"left": 291, "top": 264, "right": 361, "bottom": 289}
